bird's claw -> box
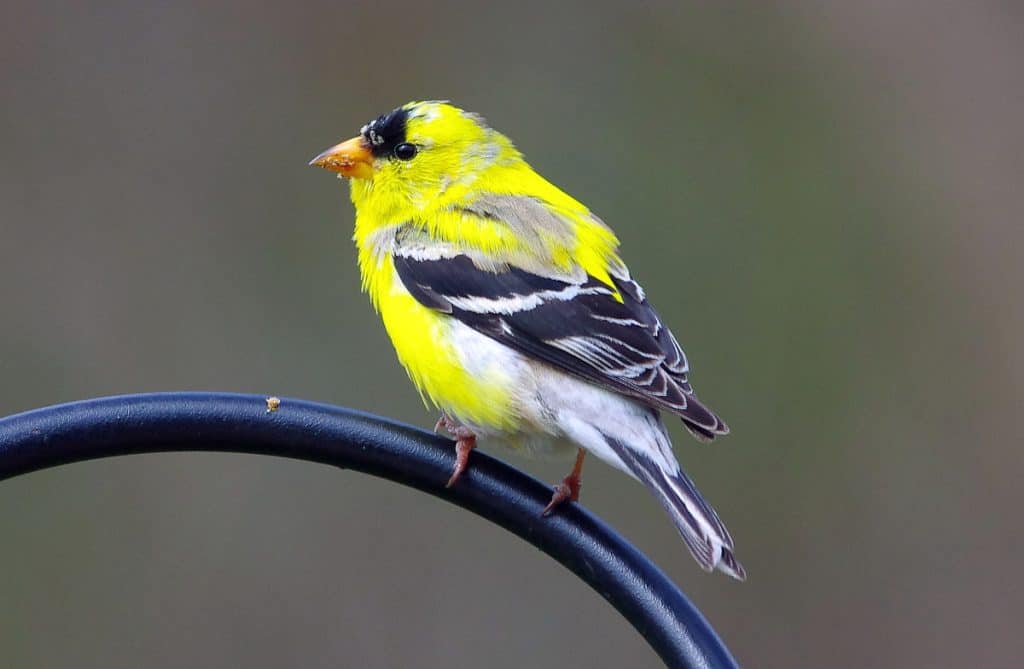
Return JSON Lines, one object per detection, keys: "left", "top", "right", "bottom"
{"left": 446, "top": 435, "right": 476, "bottom": 488}
{"left": 542, "top": 475, "right": 581, "bottom": 516}
{"left": 435, "top": 414, "right": 477, "bottom": 488}
{"left": 542, "top": 449, "right": 586, "bottom": 516}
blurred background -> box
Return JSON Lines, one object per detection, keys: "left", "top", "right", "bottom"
{"left": 1, "top": 1, "right": 1021, "bottom": 667}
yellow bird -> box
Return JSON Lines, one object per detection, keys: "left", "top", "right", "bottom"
{"left": 311, "top": 101, "right": 743, "bottom": 579}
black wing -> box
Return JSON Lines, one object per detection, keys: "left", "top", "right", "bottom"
{"left": 393, "top": 252, "right": 729, "bottom": 439}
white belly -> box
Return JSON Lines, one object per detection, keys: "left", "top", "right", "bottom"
{"left": 446, "top": 319, "right": 662, "bottom": 472}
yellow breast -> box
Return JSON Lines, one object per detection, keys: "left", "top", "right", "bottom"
{"left": 370, "top": 256, "right": 518, "bottom": 430}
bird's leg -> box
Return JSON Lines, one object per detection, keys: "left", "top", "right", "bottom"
{"left": 433, "top": 412, "right": 454, "bottom": 434}
{"left": 542, "top": 448, "right": 587, "bottom": 516}
{"left": 435, "top": 413, "right": 477, "bottom": 488}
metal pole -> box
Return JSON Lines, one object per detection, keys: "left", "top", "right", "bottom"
{"left": 0, "top": 392, "right": 739, "bottom": 669}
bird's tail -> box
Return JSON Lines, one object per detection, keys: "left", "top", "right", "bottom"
{"left": 605, "top": 432, "right": 745, "bottom": 581}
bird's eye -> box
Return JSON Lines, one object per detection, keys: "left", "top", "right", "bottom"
{"left": 394, "top": 143, "right": 418, "bottom": 160}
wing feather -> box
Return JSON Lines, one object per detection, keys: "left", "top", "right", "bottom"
{"left": 393, "top": 248, "right": 728, "bottom": 438}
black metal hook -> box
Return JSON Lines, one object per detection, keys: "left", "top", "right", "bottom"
{"left": 0, "top": 392, "right": 739, "bottom": 669}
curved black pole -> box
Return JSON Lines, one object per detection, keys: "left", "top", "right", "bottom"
{"left": 0, "top": 392, "right": 738, "bottom": 669}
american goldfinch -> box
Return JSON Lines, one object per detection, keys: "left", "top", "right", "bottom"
{"left": 311, "top": 101, "right": 743, "bottom": 579}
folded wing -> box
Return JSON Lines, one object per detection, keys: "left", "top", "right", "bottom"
{"left": 392, "top": 248, "right": 729, "bottom": 440}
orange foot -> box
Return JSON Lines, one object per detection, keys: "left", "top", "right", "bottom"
{"left": 542, "top": 448, "right": 587, "bottom": 516}
{"left": 435, "top": 413, "right": 477, "bottom": 488}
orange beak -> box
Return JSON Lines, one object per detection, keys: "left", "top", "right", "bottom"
{"left": 309, "top": 136, "right": 375, "bottom": 179}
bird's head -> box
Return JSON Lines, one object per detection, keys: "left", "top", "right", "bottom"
{"left": 311, "top": 101, "right": 520, "bottom": 215}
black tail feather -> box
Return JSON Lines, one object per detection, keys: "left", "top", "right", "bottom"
{"left": 605, "top": 434, "right": 744, "bottom": 580}
{"left": 679, "top": 393, "right": 729, "bottom": 443}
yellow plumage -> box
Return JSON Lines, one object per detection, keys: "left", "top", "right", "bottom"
{"left": 311, "top": 101, "right": 744, "bottom": 579}
{"left": 348, "top": 102, "right": 621, "bottom": 426}
{"left": 372, "top": 260, "right": 517, "bottom": 429}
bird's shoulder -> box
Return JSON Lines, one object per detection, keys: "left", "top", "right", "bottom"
{"left": 404, "top": 190, "right": 616, "bottom": 277}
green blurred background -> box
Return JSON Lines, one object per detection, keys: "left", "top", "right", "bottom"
{"left": 1, "top": 2, "right": 1021, "bottom": 667}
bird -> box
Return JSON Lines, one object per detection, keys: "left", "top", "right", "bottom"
{"left": 310, "top": 101, "right": 744, "bottom": 579}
